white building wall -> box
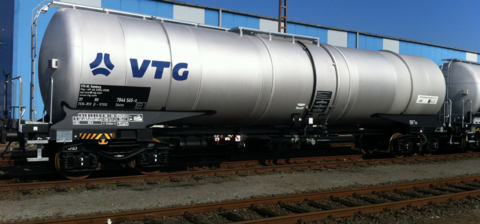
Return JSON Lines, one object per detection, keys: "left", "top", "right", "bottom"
{"left": 60, "top": 0, "right": 102, "bottom": 7}
{"left": 173, "top": 5, "right": 205, "bottom": 24}
{"left": 327, "top": 30, "right": 347, "bottom": 47}
{"left": 383, "top": 39, "right": 399, "bottom": 53}
{"left": 259, "top": 19, "right": 278, "bottom": 32}
{"left": 466, "top": 52, "right": 478, "bottom": 62}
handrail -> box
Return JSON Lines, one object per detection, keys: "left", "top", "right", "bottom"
{"left": 463, "top": 100, "right": 473, "bottom": 128}
{"left": 31, "top": 1, "right": 50, "bottom": 121}
{"left": 442, "top": 58, "right": 480, "bottom": 66}
{"left": 443, "top": 100, "right": 449, "bottom": 127}
{"left": 230, "top": 27, "right": 319, "bottom": 45}
{"left": 49, "top": 77, "right": 53, "bottom": 124}
{"left": 5, "top": 77, "right": 23, "bottom": 129}
{"left": 41, "top": 77, "right": 54, "bottom": 123}
{"left": 9, "top": 82, "right": 16, "bottom": 115}
{"left": 47, "top": 1, "right": 229, "bottom": 32}
{"left": 448, "top": 99, "right": 452, "bottom": 127}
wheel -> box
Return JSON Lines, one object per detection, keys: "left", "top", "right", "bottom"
{"left": 389, "top": 133, "right": 405, "bottom": 158}
{"left": 132, "top": 138, "right": 163, "bottom": 175}
{"left": 55, "top": 148, "right": 94, "bottom": 180}
{"left": 132, "top": 159, "right": 161, "bottom": 175}
{"left": 419, "top": 146, "right": 432, "bottom": 156}
{"left": 152, "top": 138, "right": 161, "bottom": 143}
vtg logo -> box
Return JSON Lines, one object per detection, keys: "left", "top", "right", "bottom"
{"left": 130, "top": 59, "right": 189, "bottom": 81}
{"left": 90, "top": 53, "right": 189, "bottom": 81}
{"left": 90, "top": 53, "right": 115, "bottom": 76}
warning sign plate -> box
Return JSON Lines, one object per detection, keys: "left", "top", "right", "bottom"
{"left": 416, "top": 95, "right": 438, "bottom": 104}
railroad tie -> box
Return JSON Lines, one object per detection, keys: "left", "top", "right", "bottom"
{"left": 307, "top": 201, "right": 336, "bottom": 210}
{"left": 416, "top": 189, "right": 445, "bottom": 196}
{"left": 450, "top": 184, "right": 479, "bottom": 191}
{"left": 397, "top": 192, "right": 424, "bottom": 198}
{"left": 145, "top": 214, "right": 163, "bottom": 221}
{"left": 331, "top": 197, "right": 362, "bottom": 207}
{"left": 279, "top": 204, "right": 310, "bottom": 213}
{"left": 432, "top": 187, "right": 463, "bottom": 193}
{"left": 251, "top": 208, "right": 281, "bottom": 217}
{"left": 219, "top": 212, "right": 246, "bottom": 222}
{"left": 464, "top": 182, "right": 480, "bottom": 188}
{"left": 355, "top": 196, "right": 384, "bottom": 204}
{"left": 378, "top": 194, "right": 404, "bottom": 201}
{"left": 184, "top": 214, "right": 211, "bottom": 224}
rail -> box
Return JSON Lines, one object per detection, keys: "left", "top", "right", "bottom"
{"left": 12, "top": 174, "right": 480, "bottom": 224}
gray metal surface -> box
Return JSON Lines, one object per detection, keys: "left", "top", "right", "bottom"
{"left": 56, "top": 129, "right": 73, "bottom": 143}
{"left": 259, "top": 18, "right": 278, "bottom": 32}
{"left": 39, "top": 8, "right": 446, "bottom": 127}
{"left": 467, "top": 52, "right": 478, "bottom": 62}
{"left": 120, "top": 16, "right": 172, "bottom": 111}
{"left": 383, "top": 39, "right": 400, "bottom": 53}
{"left": 303, "top": 45, "right": 445, "bottom": 125}
{"left": 60, "top": 0, "right": 101, "bottom": 7}
{"left": 173, "top": 4, "right": 205, "bottom": 24}
{"left": 328, "top": 46, "right": 401, "bottom": 124}
{"left": 445, "top": 60, "right": 480, "bottom": 117}
{"left": 327, "top": 30, "right": 348, "bottom": 47}
{"left": 394, "top": 53, "right": 446, "bottom": 114}
{"left": 252, "top": 37, "right": 314, "bottom": 125}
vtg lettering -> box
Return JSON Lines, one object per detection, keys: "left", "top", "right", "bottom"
{"left": 130, "top": 59, "right": 189, "bottom": 81}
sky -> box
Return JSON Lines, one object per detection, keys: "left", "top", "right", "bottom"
{"left": 175, "top": 0, "right": 480, "bottom": 53}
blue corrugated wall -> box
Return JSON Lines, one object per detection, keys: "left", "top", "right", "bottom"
{"left": 222, "top": 12, "right": 259, "bottom": 29}
{"left": 399, "top": 41, "right": 466, "bottom": 65}
{"left": 205, "top": 9, "right": 219, "bottom": 26}
{"left": 102, "top": 0, "right": 173, "bottom": 18}
{"left": 359, "top": 35, "right": 383, "bottom": 50}
{"left": 288, "top": 23, "right": 328, "bottom": 44}
{"left": 347, "top": 32, "right": 357, "bottom": 48}
{"left": 0, "top": 0, "right": 15, "bottom": 113}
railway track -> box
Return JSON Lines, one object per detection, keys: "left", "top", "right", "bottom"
{"left": 13, "top": 174, "right": 480, "bottom": 224}
{"left": 1, "top": 152, "right": 478, "bottom": 192}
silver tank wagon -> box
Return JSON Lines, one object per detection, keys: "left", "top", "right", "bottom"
{"left": 443, "top": 60, "right": 480, "bottom": 121}
{"left": 39, "top": 8, "right": 445, "bottom": 126}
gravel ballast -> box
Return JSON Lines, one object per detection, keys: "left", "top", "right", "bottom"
{"left": 1, "top": 157, "right": 480, "bottom": 223}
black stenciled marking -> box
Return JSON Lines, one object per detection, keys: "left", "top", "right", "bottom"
{"left": 77, "top": 84, "right": 150, "bottom": 110}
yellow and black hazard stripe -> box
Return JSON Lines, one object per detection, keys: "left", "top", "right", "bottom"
{"left": 79, "top": 133, "right": 116, "bottom": 140}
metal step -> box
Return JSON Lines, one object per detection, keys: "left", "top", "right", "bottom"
{"left": 26, "top": 145, "right": 49, "bottom": 162}
{"left": 26, "top": 140, "right": 48, "bottom": 144}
